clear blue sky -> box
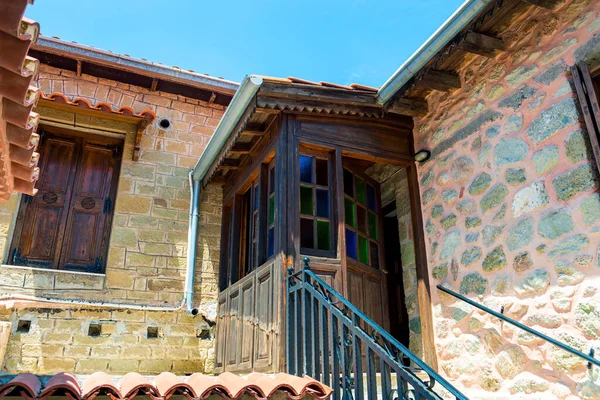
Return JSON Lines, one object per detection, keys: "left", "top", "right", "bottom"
{"left": 26, "top": 1, "right": 465, "bottom": 88}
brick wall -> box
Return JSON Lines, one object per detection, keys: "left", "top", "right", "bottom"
{"left": 415, "top": 0, "right": 600, "bottom": 397}
{"left": 0, "top": 64, "right": 225, "bottom": 374}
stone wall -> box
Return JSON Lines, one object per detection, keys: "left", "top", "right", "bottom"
{"left": 0, "top": 64, "right": 224, "bottom": 374}
{"left": 415, "top": 1, "right": 600, "bottom": 397}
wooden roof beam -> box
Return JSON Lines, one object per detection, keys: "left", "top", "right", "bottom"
{"left": 418, "top": 70, "right": 461, "bottom": 92}
{"left": 221, "top": 159, "right": 241, "bottom": 169}
{"left": 229, "top": 142, "right": 254, "bottom": 155}
{"left": 458, "top": 32, "right": 504, "bottom": 58}
{"left": 388, "top": 97, "right": 429, "bottom": 117}
{"left": 520, "top": 0, "right": 564, "bottom": 9}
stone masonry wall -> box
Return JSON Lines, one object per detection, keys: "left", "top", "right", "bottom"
{"left": 0, "top": 64, "right": 224, "bottom": 374}
{"left": 415, "top": 1, "right": 600, "bottom": 398}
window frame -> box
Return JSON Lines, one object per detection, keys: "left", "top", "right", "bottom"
{"left": 298, "top": 149, "right": 336, "bottom": 258}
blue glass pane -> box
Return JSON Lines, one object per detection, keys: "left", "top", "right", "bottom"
{"left": 316, "top": 189, "right": 329, "bottom": 218}
{"left": 268, "top": 228, "right": 275, "bottom": 257}
{"left": 346, "top": 229, "right": 357, "bottom": 259}
{"left": 300, "top": 155, "right": 313, "bottom": 183}
{"left": 366, "top": 184, "right": 376, "bottom": 211}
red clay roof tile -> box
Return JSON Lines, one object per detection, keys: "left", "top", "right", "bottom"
{"left": 39, "top": 92, "right": 157, "bottom": 122}
{"left": 0, "top": 0, "right": 41, "bottom": 199}
{"left": 0, "top": 372, "right": 332, "bottom": 399}
{"left": 258, "top": 75, "right": 378, "bottom": 93}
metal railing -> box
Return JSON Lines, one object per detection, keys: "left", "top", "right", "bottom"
{"left": 437, "top": 284, "right": 599, "bottom": 369}
{"left": 287, "top": 258, "right": 468, "bottom": 400}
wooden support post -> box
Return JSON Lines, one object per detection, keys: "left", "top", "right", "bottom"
{"left": 521, "top": 0, "right": 564, "bottom": 9}
{"left": 209, "top": 92, "right": 217, "bottom": 104}
{"left": 418, "top": 70, "right": 461, "bottom": 92}
{"left": 388, "top": 97, "right": 429, "bottom": 117}
{"left": 150, "top": 79, "right": 158, "bottom": 92}
{"left": 458, "top": 32, "right": 504, "bottom": 58}
{"left": 76, "top": 60, "right": 82, "bottom": 77}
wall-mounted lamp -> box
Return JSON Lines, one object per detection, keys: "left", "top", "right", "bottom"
{"left": 414, "top": 149, "right": 431, "bottom": 163}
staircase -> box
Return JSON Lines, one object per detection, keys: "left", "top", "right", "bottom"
{"left": 286, "top": 259, "right": 467, "bottom": 400}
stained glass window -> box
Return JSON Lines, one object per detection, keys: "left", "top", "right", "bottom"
{"left": 343, "top": 168, "right": 381, "bottom": 269}
{"left": 299, "top": 154, "right": 332, "bottom": 253}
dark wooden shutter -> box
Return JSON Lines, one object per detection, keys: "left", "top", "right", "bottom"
{"left": 58, "top": 140, "right": 118, "bottom": 272}
{"left": 10, "top": 136, "right": 78, "bottom": 268}
{"left": 572, "top": 61, "right": 600, "bottom": 174}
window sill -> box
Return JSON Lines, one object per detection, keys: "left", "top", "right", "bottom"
{"left": 0, "top": 264, "right": 106, "bottom": 291}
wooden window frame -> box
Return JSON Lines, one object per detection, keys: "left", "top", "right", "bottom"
{"left": 572, "top": 61, "right": 600, "bottom": 174}
{"left": 298, "top": 149, "right": 335, "bottom": 258}
{"left": 341, "top": 165, "right": 384, "bottom": 271}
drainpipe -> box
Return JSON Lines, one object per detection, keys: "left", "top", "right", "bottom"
{"left": 376, "top": 0, "right": 492, "bottom": 105}
{"left": 185, "top": 171, "right": 201, "bottom": 315}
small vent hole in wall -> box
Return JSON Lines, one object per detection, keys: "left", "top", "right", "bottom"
{"left": 158, "top": 118, "right": 171, "bottom": 130}
{"left": 17, "top": 320, "right": 31, "bottom": 333}
{"left": 88, "top": 323, "right": 101, "bottom": 337}
{"left": 147, "top": 326, "right": 159, "bottom": 338}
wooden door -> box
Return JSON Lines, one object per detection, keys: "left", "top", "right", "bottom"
{"left": 9, "top": 131, "right": 121, "bottom": 273}
{"left": 342, "top": 165, "right": 389, "bottom": 330}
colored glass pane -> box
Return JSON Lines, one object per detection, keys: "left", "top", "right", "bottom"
{"left": 355, "top": 178, "right": 366, "bottom": 205}
{"left": 370, "top": 242, "right": 379, "bottom": 269}
{"left": 300, "top": 186, "right": 313, "bottom": 215}
{"left": 300, "top": 155, "right": 313, "bottom": 183}
{"left": 268, "top": 227, "right": 275, "bottom": 257}
{"left": 269, "top": 196, "right": 275, "bottom": 225}
{"left": 269, "top": 167, "right": 275, "bottom": 195}
{"left": 358, "top": 235, "right": 369, "bottom": 265}
{"left": 345, "top": 228, "right": 357, "bottom": 259}
{"left": 357, "top": 206, "right": 367, "bottom": 234}
{"left": 368, "top": 212, "right": 378, "bottom": 240}
{"left": 316, "top": 189, "right": 329, "bottom": 218}
{"left": 343, "top": 169, "right": 354, "bottom": 197}
{"left": 300, "top": 218, "right": 314, "bottom": 248}
{"left": 366, "top": 184, "right": 376, "bottom": 211}
{"left": 344, "top": 198, "right": 356, "bottom": 228}
{"left": 316, "top": 158, "right": 328, "bottom": 186}
{"left": 317, "top": 220, "right": 330, "bottom": 251}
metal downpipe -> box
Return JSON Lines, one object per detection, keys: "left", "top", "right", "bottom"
{"left": 185, "top": 172, "right": 201, "bottom": 315}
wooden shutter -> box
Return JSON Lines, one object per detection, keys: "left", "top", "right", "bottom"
{"left": 10, "top": 136, "right": 78, "bottom": 268}
{"left": 58, "top": 140, "right": 119, "bottom": 272}
{"left": 571, "top": 61, "right": 600, "bottom": 174}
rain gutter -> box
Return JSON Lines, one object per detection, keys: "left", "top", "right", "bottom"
{"left": 376, "top": 0, "right": 493, "bottom": 105}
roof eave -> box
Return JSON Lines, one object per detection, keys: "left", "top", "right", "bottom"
{"left": 33, "top": 36, "right": 239, "bottom": 96}
{"left": 191, "top": 75, "right": 263, "bottom": 181}
{"left": 376, "top": 0, "right": 494, "bottom": 105}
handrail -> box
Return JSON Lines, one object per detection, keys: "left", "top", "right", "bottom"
{"left": 287, "top": 258, "right": 469, "bottom": 400}
{"left": 437, "top": 284, "right": 598, "bottom": 368}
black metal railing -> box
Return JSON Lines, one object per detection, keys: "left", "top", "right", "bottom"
{"left": 437, "top": 284, "right": 599, "bottom": 369}
{"left": 287, "top": 258, "right": 468, "bottom": 400}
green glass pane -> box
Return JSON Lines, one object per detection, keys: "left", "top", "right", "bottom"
{"left": 358, "top": 236, "right": 369, "bottom": 265}
{"left": 344, "top": 198, "right": 356, "bottom": 228}
{"left": 300, "top": 186, "right": 313, "bottom": 215}
{"left": 269, "top": 196, "right": 275, "bottom": 225}
{"left": 317, "top": 220, "right": 331, "bottom": 251}
{"left": 355, "top": 178, "right": 366, "bottom": 205}
{"left": 368, "top": 212, "right": 378, "bottom": 240}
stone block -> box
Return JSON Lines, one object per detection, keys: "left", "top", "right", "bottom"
{"left": 38, "top": 357, "right": 76, "bottom": 372}
{"left": 110, "top": 227, "right": 139, "bottom": 249}
{"left": 115, "top": 195, "right": 152, "bottom": 214}
{"left": 106, "top": 269, "right": 134, "bottom": 289}
{"left": 139, "top": 359, "right": 172, "bottom": 373}
{"left": 75, "top": 358, "right": 110, "bottom": 373}
{"left": 54, "top": 273, "right": 104, "bottom": 291}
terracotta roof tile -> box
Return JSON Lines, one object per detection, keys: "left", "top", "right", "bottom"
{"left": 39, "top": 92, "right": 157, "bottom": 122}
{"left": 0, "top": 372, "right": 333, "bottom": 399}
{"left": 259, "top": 76, "right": 379, "bottom": 93}
{"left": 0, "top": 0, "right": 41, "bottom": 199}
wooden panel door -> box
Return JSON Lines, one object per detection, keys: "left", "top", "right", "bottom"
{"left": 59, "top": 141, "right": 117, "bottom": 272}
{"left": 10, "top": 136, "right": 78, "bottom": 267}
{"left": 10, "top": 132, "right": 121, "bottom": 273}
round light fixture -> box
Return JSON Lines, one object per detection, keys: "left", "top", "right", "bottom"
{"left": 414, "top": 149, "right": 431, "bottom": 163}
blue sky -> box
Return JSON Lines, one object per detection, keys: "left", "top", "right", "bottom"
{"left": 26, "top": 1, "right": 465, "bottom": 88}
